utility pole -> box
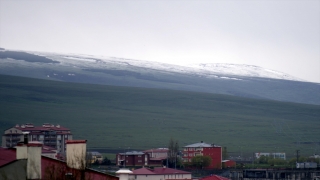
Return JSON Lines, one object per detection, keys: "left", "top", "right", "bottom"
{"left": 166, "top": 152, "right": 168, "bottom": 168}
{"left": 296, "top": 150, "right": 300, "bottom": 163}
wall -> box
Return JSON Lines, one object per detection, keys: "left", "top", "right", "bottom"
{"left": 203, "top": 147, "right": 222, "bottom": 169}
{"left": 66, "top": 141, "right": 86, "bottom": 169}
{"left": 0, "top": 160, "right": 27, "bottom": 180}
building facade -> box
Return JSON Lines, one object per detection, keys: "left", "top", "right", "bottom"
{"left": 183, "top": 141, "right": 222, "bottom": 169}
{"left": 143, "top": 148, "right": 168, "bottom": 166}
{"left": 116, "top": 151, "right": 149, "bottom": 167}
{"left": 2, "top": 123, "right": 72, "bottom": 153}
{"left": 255, "top": 152, "right": 286, "bottom": 160}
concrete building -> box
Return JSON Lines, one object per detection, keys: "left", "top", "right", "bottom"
{"left": 87, "top": 151, "right": 103, "bottom": 163}
{"left": 143, "top": 148, "right": 168, "bottom": 166}
{"left": 2, "top": 123, "right": 72, "bottom": 153}
{"left": 128, "top": 167, "right": 192, "bottom": 180}
{"left": 183, "top": 141, "right": 222, "bottom": 169}
{"left": 116, "top": 151, "right": 149, "bottom": 167}
{"left": 255, "top": 152, "right": 286, "bottom": 160}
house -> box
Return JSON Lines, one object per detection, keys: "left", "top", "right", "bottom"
{"left": 183, "top": 141, "right": 222, "bottom": 169}
{"left": 128, "top": 167, "right": 192, "bottom": 180}
{"left": 2, "top": 123, "right": 72, "bottom": 153}
{"left": 0, "top": 140, "right": 118, "bottom": 180}
{"left": 41, "top": 145, "right": 58, "bottom": 159}
{"left": 255, "top": 152, "right": 286, "bottom": 160}
{"left": 116, "top": 151, "right": 149, "bottom": 167}
{"left": 143, "top": 148, "right": 168, "bottom": 166}
{"left": 88, "top": 151, "right": 103, "bottom": 163}
{"left": 222, "top": 160, "right": 236, "bottom": 168}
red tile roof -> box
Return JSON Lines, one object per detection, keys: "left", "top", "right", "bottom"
{"left": 200, "top": 175, "right": 230, "bottom": 180}
{"left": 131, "top": 167, "right": 191, "bottom": 175}
{"left": 66, "top": 140, "right": 87, "bottom": 144}
{"left": 15, "top": 126, "right": 70, "bottom": 131}
{"left": 131, "top": 167, "right": 155, "bottom": 175}
{"left": 0, "top": 148, "right": 16, "bottom": 167}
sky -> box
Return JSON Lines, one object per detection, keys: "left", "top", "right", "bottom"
{"left": 0, "top": 0, "right": 319, "bottom": 82}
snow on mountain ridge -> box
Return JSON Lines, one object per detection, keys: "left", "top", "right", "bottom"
{"left": 30, "top": 51, "right": 302, "bottom": 82}
{"left": 186, "top": 63, "right": 302, "bottom": 81}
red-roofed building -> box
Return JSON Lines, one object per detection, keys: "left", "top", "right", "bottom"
{"left": 2, "top": 123, "right": 72, "bottom": 153}
{"left": 200, "top": 174, "right": 231, "bottom": 180}
{"left": 0, "top": 140, "right": 118, "bottom": 180}
{"left": 222, "top": 160, "right": 236, "bottom": 168}
{"left": 129, "top": 167, "right": 192, "bottom": 180}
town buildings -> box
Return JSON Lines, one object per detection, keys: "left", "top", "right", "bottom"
{"left": 255, "top": 152, "right": 286, "bottom": 160}
{"left": 2, "top": 123, "right": 72, "bottom": 153}
{"left": 183, "top": 141, "right": 222, "bottom": 169}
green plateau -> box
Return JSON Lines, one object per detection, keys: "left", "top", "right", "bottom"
{"left": 0, "top": 74, "right": 319, "bottom": 158}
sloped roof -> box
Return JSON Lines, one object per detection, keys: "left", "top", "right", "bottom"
{"left": 131, "top": 167, "right": 155, "bottom": 175}
{"left": 131, "top": 167, "right": 191, "bottom": 175}
{"left": 184, "top": 142, "right": 220, "bottom": 148}
{"left": 119, "top": 151, "right": 144, "bottom": 155}
{"left": 0, "top": 148, "right": 16, "bottom": 167}
{"left": 0, "top": 147, "right": 118, "bottom": 179}
{"left": 144, "top": 148, "right": 168, "bottom": 153}
{"left": 200, "top": 175, "right": 230, "bottom": 180}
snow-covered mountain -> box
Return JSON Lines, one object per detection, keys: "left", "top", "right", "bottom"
{"left": 185, "top": 63, "right": 302, "bottom": 81}
{"left": 31, "top": 51, "right": 302, "bottom": 82}
{"left": 0, "top": 49, "right": 319, "bottom": 105}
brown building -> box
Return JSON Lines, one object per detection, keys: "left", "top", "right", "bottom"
{"left": 143, "top": 148, "right": 168, "bottom": 166}
{"left": 116, "top": 151, "right": 150, "bottom": 167}
{"left": 2, "top": 123, "right": 72, "bottom": 153}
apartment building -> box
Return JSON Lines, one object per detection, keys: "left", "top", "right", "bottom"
{"left": 2, "top": 123, "right": 72, "bottom": 153}
{"left": 183, "top": 141, "right": 222, "bottom": 169}
{"left": 143, "top": 148, "right": 168, "bottom": 166}
{"left": 116, "top": 151, "right": 150, "bottom": 167}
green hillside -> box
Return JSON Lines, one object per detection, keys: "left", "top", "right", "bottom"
{"left": 0, "top": 74, "right": 319, "bottom": 158}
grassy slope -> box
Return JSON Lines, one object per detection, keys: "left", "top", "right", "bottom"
{"left": 0, "top": 74, "right": 319, "bottom": 158}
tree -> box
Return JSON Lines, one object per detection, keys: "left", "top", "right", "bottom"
{"left": 222, "top": 147, "right": 228, "bottom": 160}
{"left": 191, "top": 156, "right": 212, "bottom": 168}
{"left": 100, "top": 157, "right": 111, "bottom": 165}
{"left": 167, "top": 138, "right": 179, "bottom": 168}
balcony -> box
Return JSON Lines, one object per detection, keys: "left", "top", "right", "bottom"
{"left": 44, "top": 136, "right": 56, "bottom": 140}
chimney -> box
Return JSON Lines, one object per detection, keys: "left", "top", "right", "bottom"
{"left": 66, "top": 140, "right": 87, "bottom": 170}
{"left": 116, "top": 169, "right": 133, "bottom": 180}
{"left": 22, "top": 132, "right": 29, "bottom": 144}
{"left": 16, "top": 141, "right": 43, "bottom": 179}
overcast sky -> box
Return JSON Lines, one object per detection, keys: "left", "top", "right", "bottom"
{"left": 0, "top": 0, "right": 319, "bottom": 82}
